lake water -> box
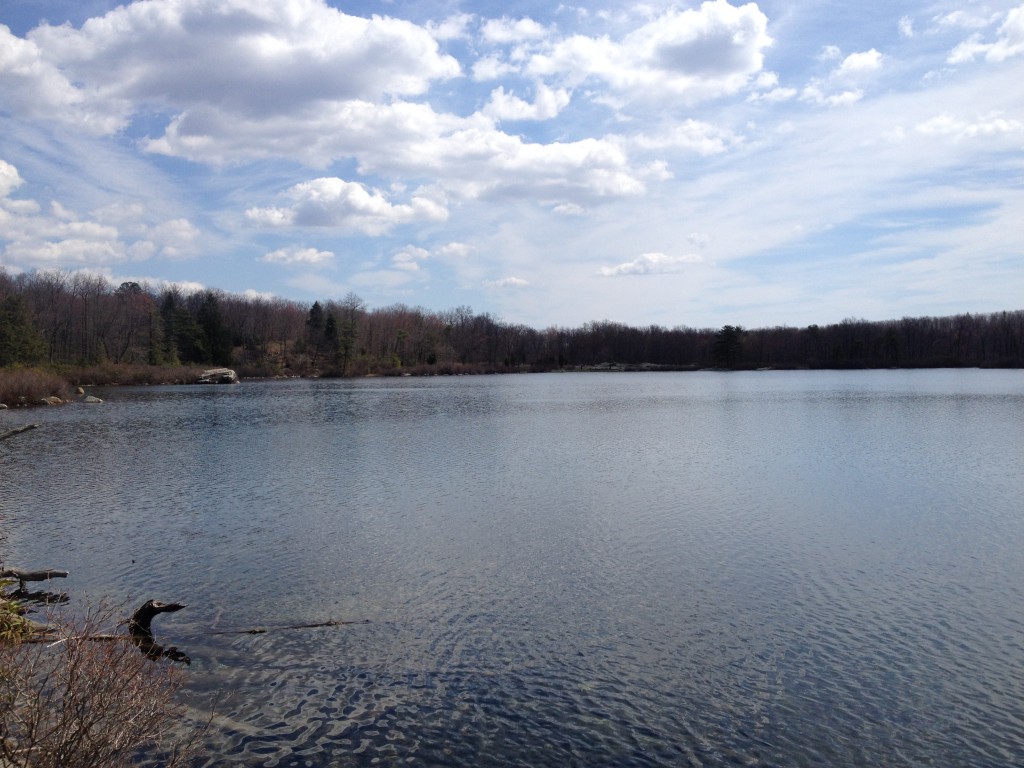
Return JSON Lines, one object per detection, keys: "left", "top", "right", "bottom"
{"left": 2, "top": 370, "right": 1023, "bottom": 767}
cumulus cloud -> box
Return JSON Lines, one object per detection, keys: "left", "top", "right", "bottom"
{"left": 483, "top": 83, "right": 572, "bottom": 121}
{"left": 242, "top": 288, "right": 279, "bottom": 301}
{"left": 260, "top": 246, "right": 335, "bottom": 265}
{"left": 392, "top": 245, "right": 430, "bottom": 272}
{"left": 0, "top": 159, "right": 25, "bottom": 198}
{"left": 427, "top": 13, "right": 475, "bottom": 41}
{"left": 472, "top": 54, "right": 519, "bottom": 81}
{"left": 1, "top": 2, "right": 665, "bottom": 206}
{"left": 246, "top": 178, "right": 448, "bottom": 234}
{"left": 747, "top": 71, "right": 797, "bottom": 103}
{"left": 435, "top": 242, "right": 472, "bottom": 259}
{"left": 835, "top": 49, "right": 883, "bottom": 77}
{"left": 599, "top": 252, "right": 702, "bottom": 276}
{"left": 481, "top": 17, "right": 551, "bottom": 44}
{"left": 948, "top": 5, "right": 1024, "bottom": 63}
{"left": 799, "top": 47, "right": 883, "bottom": 107}
{"left": 526, "top": 0, "right": 772, "bottom": 102}
{"left": 0, "top": 25, "right": 127, "bottom": 134}
{"left": 24, "top": 0, "right": 459, "bottom": 116}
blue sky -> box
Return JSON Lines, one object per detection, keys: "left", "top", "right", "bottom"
{"left": 1, "top": 0, "right": 1021, "bottom": 329}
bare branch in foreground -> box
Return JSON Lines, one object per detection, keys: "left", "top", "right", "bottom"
{"left": 0, "top": 603, "right": 203, "bottom": 768}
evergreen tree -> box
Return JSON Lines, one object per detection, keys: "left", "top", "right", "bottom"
{"left": 713, "top": 325, "right": 745, "bottom": 368}
{"left": 197, "top": 291, "right": 232, "bottom": 366}
{"left": 0, "top": 295, "right": 46, "bottom": 366}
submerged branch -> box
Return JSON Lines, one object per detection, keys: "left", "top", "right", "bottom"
{"left": 0, "top": 423, "right": 40, "bottom": 442}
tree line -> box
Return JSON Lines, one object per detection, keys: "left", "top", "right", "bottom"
{"left": 1, "top": 268, "right": 1021, "bottom": 375}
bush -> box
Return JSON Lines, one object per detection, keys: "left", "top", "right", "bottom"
{"left": 0, "top": 603, "right": 201, "bottom": 767}
{"left": 62, "top": 364, "right": 207, "bottom": 386}
{"left": 0, "top": 368, "right": 69, "bottom": 407}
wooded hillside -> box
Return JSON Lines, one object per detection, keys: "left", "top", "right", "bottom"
{"left": 1, "top": 268, "right": 1021, "bottom": 375}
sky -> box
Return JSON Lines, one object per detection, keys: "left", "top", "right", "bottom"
{"left": 0, "top": 0, "right": 1022, "bottom": 330}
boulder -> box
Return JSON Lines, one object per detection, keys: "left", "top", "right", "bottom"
{"left": 83, "top": 395, "right": 104, "bottom": 404}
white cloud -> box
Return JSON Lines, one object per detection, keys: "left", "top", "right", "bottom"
{"left": 0, "top": 25, "right": 127, "bottom": 134}
{"left": 0, "top": 159, "right": 25, "bottom": 198}
{"left": 935, "top": 10, "right": 999, "bottom": 31}
{"left": 526, "top": 1, "right": 771, "bottom": 102}
{"left": 2, "top": 0, "right": 460, "bottom": 151}
{"left": 481, "top": 17, "right": 551, "bottom": 44}
{"left": 246, "top": 178, "right": 448, "bottom": 234}
{"left": 435, "top": 242, "right": 472, "bottom": 259}
{"left": 819, "top": 45, "right": 842, "bottom": 62}
{"left": 260, "top": 246, "right": 335, "bottom": 265}
{"left": 484, "top": 276, "right": 530, "bottom": 288}
{"left": 899, "top": 16, "right": 915, "bottom": 39}
{"left": 553, "top": 202, "right": 586, "bottom": 215}
{"left": 633, "top": 119, "right": 741, "bottom": 155}
{"left": 800, "top": 84, "right": 863, "bottom": 106}
{"left": 0, "top": 160, "right": 200, "bottom": 267}
{"left": 799, "top": 48, "right": 882, "bottom": 107}
{"left": 28, "top": 0, "right": 460, "bottom": 109}
{"left": 392, "top": 245, "right": 430, "bottom": 272}
{"left": 242, "top": 288, "right": 279, "bottom": 301}
{"left": 427, "top": 13, "right": 475, "bottom": 41}
{"left": 472, "top": 54, "right": 518, "bottom": 81}
{"left": 835, "top": 49, "right": 883, "bottom": 78}
{"left": 483, "top": 83, "right": 572, "bottom": 121}
{"left": 747, "top": 70, "right": 798, "bottom": 103}
{"left": 948, "top": 5, "right": 1024, "bottom": 63}
{"left": 915, "top": 112, "right": 1024, "bottom": 139}
{"left": 599, "top": 252, "right": 702, "bottom": 276}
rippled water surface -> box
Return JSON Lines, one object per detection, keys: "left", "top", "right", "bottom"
{"left": 2, "top": 370, "right": 1023, "bottom": 766}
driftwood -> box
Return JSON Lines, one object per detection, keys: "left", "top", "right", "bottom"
{"left": 5, "top": 568, "right": 367, "bottom": 666}
{"left": 36, "top": 600, "right": 192, "bottom": 665}
{"left": 125, "top": 600, "right": 191, "bottom": 664}
{"left": 1, "top": 568, "right": 69, "bottom": 594}
{"left": 0, "top": 423, "right": 40, "bottom": 441}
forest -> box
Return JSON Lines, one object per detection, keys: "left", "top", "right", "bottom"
{"left": 1, "top": 267, "right": 1022, "bottom": 379}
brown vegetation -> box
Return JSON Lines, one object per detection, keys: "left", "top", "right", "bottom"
{"left": 0, "top": 600, "right": 201, "bottom": 768}
{"left": 0, "top": 368, "right": 69, "bottom": 407}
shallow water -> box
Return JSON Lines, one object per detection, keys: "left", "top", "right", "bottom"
{"left": 2, "top": 370, "right": 1023, "bottom": 766}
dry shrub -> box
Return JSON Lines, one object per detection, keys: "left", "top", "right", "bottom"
{"left": 0, "top": 604, "right": 201, "bottom": 768}
{"left": 0, "top": 368, "right": 69, "bottom": 407}
{"left": 65, "top": 364, "right": 207, "bottom": 386}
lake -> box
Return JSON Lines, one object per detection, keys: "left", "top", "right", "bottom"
{"left": 2, "top": 370, "right": 1023, "bottom": 766}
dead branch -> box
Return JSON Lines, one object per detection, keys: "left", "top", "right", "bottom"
{"left": 0, "top": 423, "right": 40, "bottom": 442}
{"left": 1, "top": 568, "right": 69, "bottom": 594}
{"left": 208, "top": 618, "right": 371, "bottom": 635}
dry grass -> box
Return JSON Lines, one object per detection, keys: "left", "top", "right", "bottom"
{"left": 0, "top": 603, "right": 202, "bottom": 768}
{"left": 0, "top": 368, "right": 70, "bottom": 407}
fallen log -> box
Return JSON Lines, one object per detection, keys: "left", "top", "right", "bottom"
{"left": 0, "top": 568, "right": 69, "bottom": 593}
{"left": 0, "top": 423, "right": 40, "bottom": 441}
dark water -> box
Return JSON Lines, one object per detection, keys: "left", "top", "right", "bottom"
{"left": 2, "top": 370, "right": 1023, "bottom": 767}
